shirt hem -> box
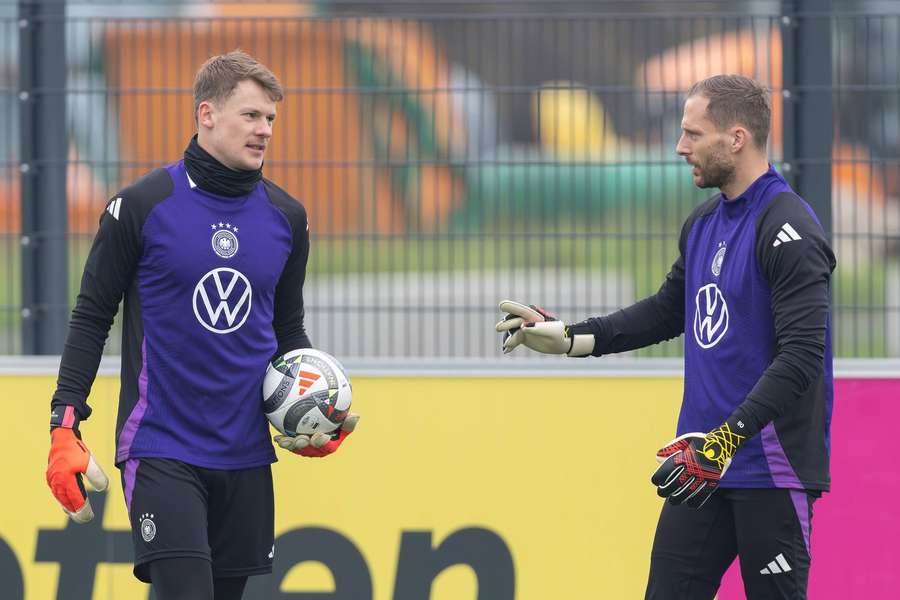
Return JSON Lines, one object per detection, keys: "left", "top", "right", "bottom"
{"left": 720, "top": 478, "right": 830, "bottom": 491}
{"left": 116, "top": 449, "right": 276, "bottom": 470}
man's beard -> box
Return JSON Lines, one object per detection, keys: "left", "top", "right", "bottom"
{"left": 696, "top": 147, "right": 735, "bottom": 191}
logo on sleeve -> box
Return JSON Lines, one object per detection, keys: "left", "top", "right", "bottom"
{"left": 193, "top": 268, "right": 253, "bottom": 334}
{"left": 211, "top": 222, "right": 239, "bottom": 259}
{"left": 106, "top": 197, "right": 122, "bottom": 220}
{"left": 693, "top": 283, "right": 729, "bottom": 348}
{"left": 772, "top": 222, "right": 802, "bottom": 247}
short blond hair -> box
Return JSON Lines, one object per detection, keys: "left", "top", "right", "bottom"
{"left": 193, "top": 50, "right": 283, "bottom": 122}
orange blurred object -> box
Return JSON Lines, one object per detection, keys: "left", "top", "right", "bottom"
{"left": 635, "top": 27, "right": 892, "bottom": 220}
{"left": 102, "top": 16, "right": 464, "bottom": 234}
{"left": 635, "top": 26, "right": 784, "bottom": 151}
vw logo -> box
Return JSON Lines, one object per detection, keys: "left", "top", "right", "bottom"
{"left": 693, "top": 283, "right": 729, "bottom": 349}
{"left": 192, "top": 268, "right": 252, "bottom": 334}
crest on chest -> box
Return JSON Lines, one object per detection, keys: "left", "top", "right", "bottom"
{"left": 711, "top": 241, "right": 727, "bottom": 277}
{"left": 210, "top": 222, "right": 240, "bottom": 259}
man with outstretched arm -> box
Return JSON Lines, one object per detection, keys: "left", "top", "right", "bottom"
{"left": 496, "top": 74, "right": 835, "bottom": 600}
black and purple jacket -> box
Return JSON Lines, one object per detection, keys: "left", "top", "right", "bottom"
{"left": 573, "top": 165, "right": 836, "bottom": 491}
{"left": 52, "top": 160, "right": 311, "bottom": 470}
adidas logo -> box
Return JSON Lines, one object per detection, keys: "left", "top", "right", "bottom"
{"left": 772, "top": 222, "right": 801, "bottom": 247}
{"left": 106, "top": 197, "right": 122, "bottom": 220}
{"left": 297, "top": 370, "right": 320, "bottom": 395}
{"left": 760, "top": 553, "right": 792, "bottom": 575}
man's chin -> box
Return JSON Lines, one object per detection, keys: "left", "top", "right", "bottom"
{"left": 693, "top": 174, "right": 720, "bottom": 190}
{"left": 240, "top": 158, "right": 264, "bottom": 171}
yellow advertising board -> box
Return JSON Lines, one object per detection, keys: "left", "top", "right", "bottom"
{"left": 1, "top": 373, "right": 682, "bottom": 599}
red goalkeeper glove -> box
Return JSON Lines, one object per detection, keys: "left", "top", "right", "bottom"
{"left": 46, "top": 407, "right": 109, "bottom": 523}
{"left": 274, "top": 413, "right": 359, "bottom": 458}
{"left": 651, "top": 424, "right": 745, "bottom": 509}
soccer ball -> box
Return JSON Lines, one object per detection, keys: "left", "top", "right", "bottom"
{"left": 262, "top": 348, "right": 352, "bottom": 436}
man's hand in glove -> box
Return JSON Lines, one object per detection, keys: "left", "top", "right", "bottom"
{"left": 46, "top": 406, "right": 109, "bottom": 523}
{"left": 495, "top": 300, "right": 594, "bottom": 356}
{"left": 275, "top": 413, "right": 360, "bottom": 458}
{"left": 651, "top": 424, "right": 746, "bottom": 509}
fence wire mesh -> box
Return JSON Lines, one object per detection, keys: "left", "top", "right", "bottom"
{"left": 1, "top": 0, "right": 898, "bottom": 359}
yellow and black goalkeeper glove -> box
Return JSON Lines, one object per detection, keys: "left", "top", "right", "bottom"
{"left": 651, "top": 423, "right": 746, "bottom": 509}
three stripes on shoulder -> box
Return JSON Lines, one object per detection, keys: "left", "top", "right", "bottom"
{"left": 772, "top": 222, "right": 802, "bottom": 247}
{"left": 106, "top": 197, "right": 123, "bottom": 220}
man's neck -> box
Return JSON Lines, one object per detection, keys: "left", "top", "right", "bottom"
{"left": 195, "top": 132, "right": 238, "bottom": 172}
{"left": 720, "top": 157, "right": 770, "bottom": 200}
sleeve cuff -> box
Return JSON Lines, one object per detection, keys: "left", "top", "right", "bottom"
{"left": 50, "top": 404, "right": 81, "bottom": 432}
{"left": 567, "top": 334, "right": 595, "bottom": 357}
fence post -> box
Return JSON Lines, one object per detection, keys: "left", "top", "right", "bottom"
{"left": 781, "top": 0, "right": 833, "bottom": 238}
{"left": 18, "top": 0, "right": 69, "bottom": 354}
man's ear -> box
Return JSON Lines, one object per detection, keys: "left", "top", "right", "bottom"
{"left": 730, "top": 126, "right": 749, "bottom": 153}
{"left": 197, "top": 100, "right": 215, "bottom": 129}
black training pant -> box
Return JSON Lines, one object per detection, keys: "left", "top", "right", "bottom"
{"left": 645, "top": 488, "right": 817, "bottom": 600}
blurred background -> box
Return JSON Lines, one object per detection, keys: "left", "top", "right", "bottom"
{"left": 3, "top": 2, "right": 900, "bottom": 599}
{"left": 2, "top": 0, "right": 898, "bottom": 361}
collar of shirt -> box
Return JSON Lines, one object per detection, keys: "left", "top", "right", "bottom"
{"left": 721, "top": 163, "right": 785, "bottom": 204}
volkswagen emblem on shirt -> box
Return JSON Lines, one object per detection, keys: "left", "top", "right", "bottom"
{"left": 693, "top": 283, "right": 729, "bottom": 348}
{"left": 211, "top": 222, "right": 239, "bottom": 259}
{"left": 193, "top": 268, "right": 252, "bottom": 334}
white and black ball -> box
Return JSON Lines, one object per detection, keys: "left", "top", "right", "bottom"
{"left": 262, "top": 348, "right": 352, "bottom": 436}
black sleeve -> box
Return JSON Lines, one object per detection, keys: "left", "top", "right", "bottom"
{"left": 264, "top": 180, "right": 313, "bottom": 358}
{"left": 50, "top": 169, "right": 169, "bottom": 426}
{"left": 726, "top": 193, "right": 836, "bottom": 437}
{"left": 569, "top": 195, "right": 720, "bottom": 356}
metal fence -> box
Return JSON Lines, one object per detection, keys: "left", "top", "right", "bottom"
{"left": 1, "top": 0, "right": 898, "bottom": 359}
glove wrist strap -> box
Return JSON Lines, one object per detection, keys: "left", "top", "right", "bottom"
{"left": 702, "top": 423, "right": 746, "bottom": 468}
{"left": 50, "top": 405, "right": 81, "bottom": 434}
{"left": 567, "top": 334, "right": 595, "bottom": 357}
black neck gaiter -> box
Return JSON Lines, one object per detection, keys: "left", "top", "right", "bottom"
{"left": 183, "top": 135, "right": 262, "bottom": 197}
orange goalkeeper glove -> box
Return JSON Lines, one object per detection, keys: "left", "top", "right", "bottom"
{"left": 46, "top": 407, "right": 108, "bottom": 523}
{"left": 274, "top": 413, "right": 360, "bottom": 458}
